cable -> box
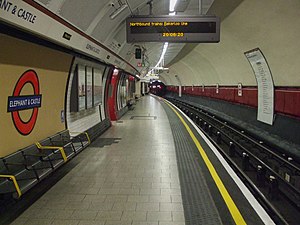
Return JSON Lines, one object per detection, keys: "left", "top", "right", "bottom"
{"left": 124, "top": 0, "right": 133, "bottom": 15}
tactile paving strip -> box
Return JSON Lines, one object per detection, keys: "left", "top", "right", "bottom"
{"left": 162, "top": 103, "right": 223, "bottom": 225}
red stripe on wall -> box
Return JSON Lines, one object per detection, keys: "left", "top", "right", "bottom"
{"left": 167, "top": 86, "right": 300, "bottom": 118}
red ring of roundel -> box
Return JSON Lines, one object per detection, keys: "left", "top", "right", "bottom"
{"left": 11, "top": 70, "right": 40, "bottom": 135}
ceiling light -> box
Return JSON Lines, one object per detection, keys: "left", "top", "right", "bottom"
{"left": 151, "top": 67, "right": 169, "bottom": 70}
{"left": 154, "top": 42, "right": 168, "bottom": 68}
{"left": 169, "top": 0, "right": 178, "bottom": 12}
{"left": 145, "top": 0, "right": 177, "bottom": 76}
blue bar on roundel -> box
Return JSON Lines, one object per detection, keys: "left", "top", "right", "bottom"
{"left": 7, "top": 95, "right": 42, "bottom": 112}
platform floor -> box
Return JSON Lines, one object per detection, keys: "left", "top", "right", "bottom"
{"left": 11, "top": 96, "right": 186, "bottom": 225}
{"left": 10, "top": 95, "right": 272, "bottom": 225}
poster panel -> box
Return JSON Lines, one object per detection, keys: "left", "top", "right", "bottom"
{"left": 244, "top": 48, "right": 274, "bottom": 125}
{"left": 78, "top": 65, "right": 86, "bottom": 111}
{"left": 86, "top": 67, "right": 93, "bottom": 109}
{"left": 93, "top": 67, "right": 104, "bottom": 106}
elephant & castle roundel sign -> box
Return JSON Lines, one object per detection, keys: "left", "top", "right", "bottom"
{"left": 7, "top": 70, "right": 42, "bottom": 135}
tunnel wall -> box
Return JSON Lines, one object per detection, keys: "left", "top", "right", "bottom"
{"left": 167, "top": 86, "right": 300, "bottom": 118}
{"left": 163, "top": 0, "right": 300, "bottom": 87}
{"left": 165, "top": 88, "right": 300, "bottom": 156}
{"left": 0, "top": 34, "right": 73, "bottom": 157}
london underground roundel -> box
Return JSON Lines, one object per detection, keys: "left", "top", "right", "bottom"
{"left": 7, "top": 70, "right": 42, "bottom": 135}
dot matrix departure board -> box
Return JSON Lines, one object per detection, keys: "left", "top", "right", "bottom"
{"left": 126, "top": 15, "right": 220, "bottom": 43}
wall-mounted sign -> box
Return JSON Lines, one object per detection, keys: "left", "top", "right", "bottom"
{"left": 93, "top": 67, "right": 104, "bottom": 106}
{"left": 7, "top": 95, "right": 41, "bottom": 112}
{"left": 0, "top": 1, "right": 37, "bottom": 24}
{"left": 244, "top": 48, "right": 274, "bottom": 125}
{"left": 179, "top": 86, "right": 182, "bottom": 97}
{"left": 7, "top": 70, "right": 42, "bottom": 135}
{"left": 60, "top": 110, "right": 65, "bottom": 123}
{"left": 63, "top": 32, "right": 72, "bottom": 40}
{"left": 78, "top": 65, "right": 86, "bottom": 111}
{"left": 70, "top": 64, "right": 105, "bottom": 112}
{"left": 86, "top": 66, "right": 93, "bottom": 109}
{"left": 238, "top": 83, "right": 242, "bottom": 97}
{"left": 86, "top": 43, "right": 100, "bottom": 54}
{"left": 126, "top": 15, "right": 220, "bottom": 43}
{"left": 0, "top": 0, "right": 138, "bottom": 75}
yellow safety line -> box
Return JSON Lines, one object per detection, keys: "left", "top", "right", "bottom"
{"left": 0, "top": 175, "right": 22, "bottom": 198}
{"left": 35, "top": 142, "right": 68, "bottom": 162}
{"left": 165, "top": 101, "right": 247, "bottom": 225}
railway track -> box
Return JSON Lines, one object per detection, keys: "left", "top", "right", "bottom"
{"left": 166, "top": 97, "right": 300, "bottom": 225}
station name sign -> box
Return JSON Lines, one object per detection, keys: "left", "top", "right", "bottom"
{"left": 126, "top": 15, "right": 220, "bottom": 43}
{"left": 8, "top": 95, "right": 42, "bottom": 112}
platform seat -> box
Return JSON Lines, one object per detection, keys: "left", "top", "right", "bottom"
{"left": 22, "top": 144, "right": 65, "bottom": 171}
{"left": 38, "top": 136, "right": 75, "bottom": 162}
{"left": 0, "top": 131, "right": 90, "bottom": 199}
{"left": 48, "top": 130, "right": 90, "bottom": 154}
{"left": 69, "top": 130, "right": 90, "bottom": 151}
{"left": 0, "top": 144, "right": 54, "bottom": 198}
{"left": 36, "top": 130, "right": 90, "bottom": 162}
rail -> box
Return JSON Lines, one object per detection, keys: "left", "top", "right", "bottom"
{"left": 166, "top": 97, "right": 300, "bottom": 224}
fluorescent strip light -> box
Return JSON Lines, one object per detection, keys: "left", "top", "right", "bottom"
{"left": 154, "top": 42, "right": 169, "bottom": 68}
{"left": 151, "top": 67, "right": 169, "bottom": 70}
{"left": 145, "top": 0, "right": 178, "bottom": 77}
{"left": 169, "top": 0, "right": 178, "bottom": 12}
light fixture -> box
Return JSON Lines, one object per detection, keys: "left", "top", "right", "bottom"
{"left": 110, "top": 3, "right": 128, "bottom": 19}
{"left": 169, "top": 0, "right": 178, "bottom": 12}
{"left": 145, "top": 0, "right": 177, "bottom": 76}
{"left": 151, "top": 67, "right": 169, "bottom": 70}
{"left": 113, "top": 68, "right": 119, "bottom": 75}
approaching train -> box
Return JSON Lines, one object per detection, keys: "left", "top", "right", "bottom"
{"left": 149, "top": 80, "right": 167, "bottom": 96}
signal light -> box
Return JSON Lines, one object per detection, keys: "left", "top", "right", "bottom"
{"left": 135, "top": 48, "right": 142, "bottom": 59}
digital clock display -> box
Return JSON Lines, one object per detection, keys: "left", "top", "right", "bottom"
{"left": 162, "top": 32, "right": 184, "bottom": 37}
{"left": 126, "top": 16, "right": 220, "bottom": 43}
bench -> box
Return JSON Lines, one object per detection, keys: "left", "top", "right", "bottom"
{"left": 0, "top": 130, "right": 90, "bottom": 198}
{"left": 86, "top": 119, "right": 111, "bottom": 142}
{"left": 44, "top": 130, "right": 89, "bottom": 155}
{"left": 127, "top": 99, "right": 135, "bottom": 110}
{"left": 36, "top": 130, "right": 90, "bottom": 161}
{"left": 0, "top": 144, "right": 53, "bottom": 198}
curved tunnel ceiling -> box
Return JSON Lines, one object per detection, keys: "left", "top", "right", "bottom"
{"left": 36, "top": 0, "right": 214, "bottom": 76}
{"left": 35, "top": 0, "right": 300, "bottom": 87}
